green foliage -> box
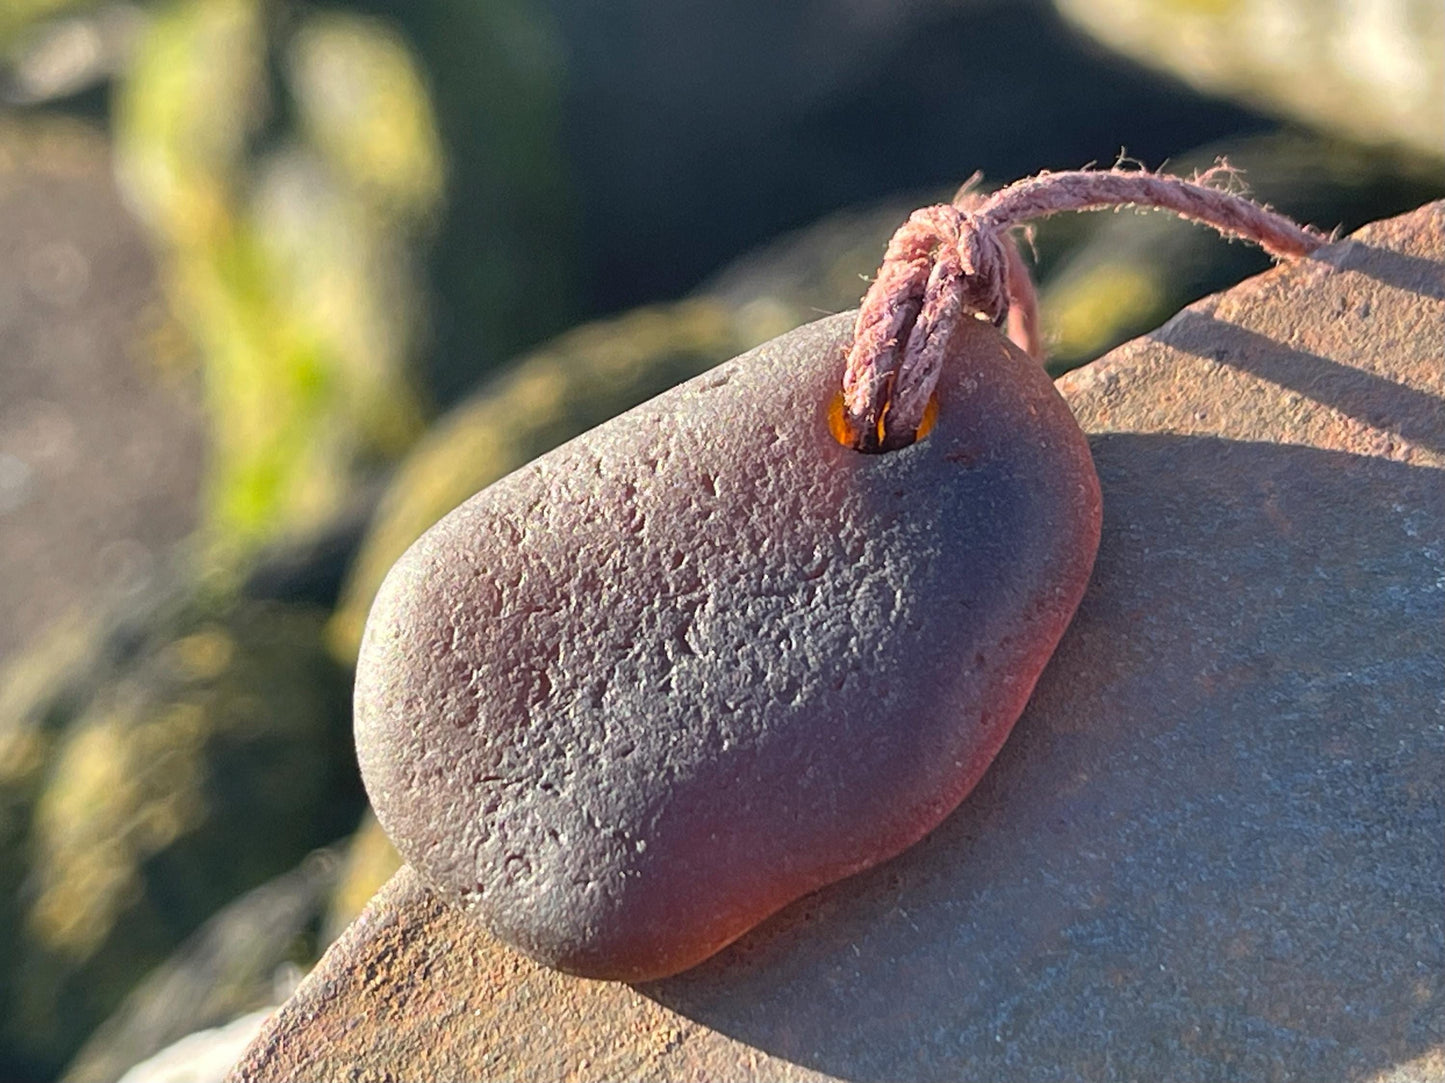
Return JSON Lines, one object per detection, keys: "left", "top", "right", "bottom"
{"left": 114, "top": 0, "right": 440, "bottom": 573}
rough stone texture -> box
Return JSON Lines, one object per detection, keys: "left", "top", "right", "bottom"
{"left": 329, "top": 195, "right": 948, "bottom": 664}
{"left": 329, "top": 139, "right": 1444, "bottom": 665}
{"left": 1035, "top": 130, "right": 1444, "bottom": 370}
{"left": 355, "top": 315, "right": 1100, "bottom": 980}
{"left": 233, "top": 203, "right": 1444, "bottom": 1082}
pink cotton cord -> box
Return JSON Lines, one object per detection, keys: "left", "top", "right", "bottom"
{"left": 841, "top": 163, "right": 1329, "bottom": 452}
{"left": 1000, "top": 222, "right": 1043, "bottom": 362}
{"left": 955, "top": 178, "right": 1044, "bottom": 362}
{"left": 977, "top": 166, "right": 1325, "bottom": 258}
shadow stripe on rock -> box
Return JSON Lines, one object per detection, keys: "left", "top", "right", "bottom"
{"left": 1162, "top": 311, "right": 1445, "bottom": 457}
{"left": 1321, "top": 238, "right": 1445, "bottom": 302}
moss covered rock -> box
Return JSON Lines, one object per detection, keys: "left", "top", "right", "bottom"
{"left": 114, "top": 0, "right": 438, "bottom": 570}
{"left": 329, "top": 299, "right": 764, "bottom": 657}
{"left": 61, "top": 849, "right": 340, "bottom": 1083}
{"left": 0, "top": 589, "right": 360, "bottom": 1079}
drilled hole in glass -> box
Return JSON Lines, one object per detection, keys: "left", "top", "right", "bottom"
{"left": 828, "top": 392, "right": 938, "bottom": 453}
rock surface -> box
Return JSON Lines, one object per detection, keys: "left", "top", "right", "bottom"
{"left": 0, "top": 592, "right": 361, "bottom": 1080}
{"left": 232, "top": 202, "right": 1444, "bottom": 1082}
{"left": 329, "top": 147, "right": 1444, "bottom": 665}
{"left": 0, "top": 114, "right": 204, "bottom": 667}
{"left": 1036, "top": 130, "right": 1444, "bottom": 369}
{"left": 1055, "top": 0, "right": 1444, "bottom": 161}
{"left": 61, "top": 850, "right": 340, "bottom": 1083}
{"left": 355, "top": 315, "right": 1100, "bottom": 980}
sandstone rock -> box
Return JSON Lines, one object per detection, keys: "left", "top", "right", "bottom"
{"left": 355, "top": 315, "right": 1099, "bottom": 980}
{"left": 231, "top": 201, "right": 1444, "bottom": 1081}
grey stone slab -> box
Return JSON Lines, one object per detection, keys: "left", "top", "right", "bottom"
{"left": 231, "top": 202, "right": 1445, "bottom": 1083}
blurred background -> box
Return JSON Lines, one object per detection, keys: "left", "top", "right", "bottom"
{"left": 0, "top": 1, "right": 1439, "bottom": 1079}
